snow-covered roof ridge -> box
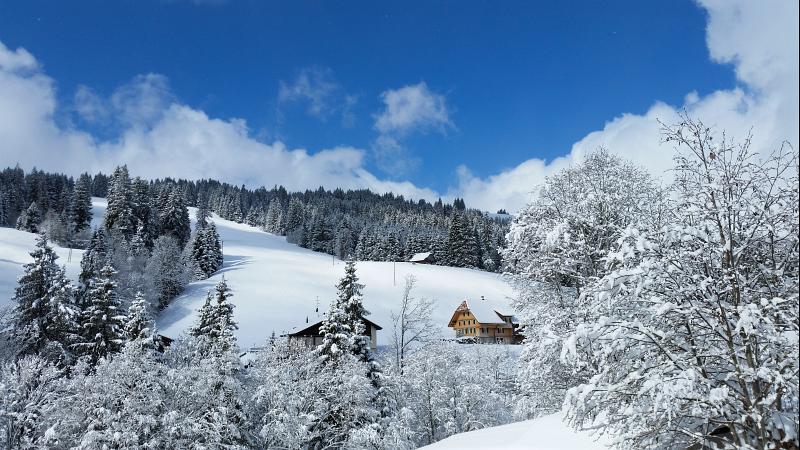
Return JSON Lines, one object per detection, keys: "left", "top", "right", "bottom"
{"left": 409, "top": 252, "right": 432, "bottom": 262}
{"left": 457, "top": 297, "right": 517, "bottom": 325}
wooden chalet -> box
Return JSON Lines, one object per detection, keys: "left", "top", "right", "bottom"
{"left": 447, "top": 299, "right": 522, "bottom": 344}
{"left": 287, "top": 316, "right": 383, "bottom": 350}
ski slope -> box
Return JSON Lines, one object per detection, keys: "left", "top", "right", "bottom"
{"left": 159, "top": 207, "right": 516, "bottom": 349}
{"left": 0, "top": 198, "right": 516, "bottom": 349}
{"left": 422, "top": 414, "right": 608, "bottom": 450}
{"left": 0, "top": 198, "right": 106, "bottom": 312}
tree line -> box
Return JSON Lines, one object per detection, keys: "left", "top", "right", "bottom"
{"left": 1, "top": 166, "right": 509, "bottom": 271}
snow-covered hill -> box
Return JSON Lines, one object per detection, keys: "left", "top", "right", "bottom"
{"left": 159, "top": 208, "right": 516, "bottom": 349}
{"left": 422, "top": 414, "right": 608, "bottom": 450}
{"left": 1, "top": 198, "right": 516, "bottom": 349}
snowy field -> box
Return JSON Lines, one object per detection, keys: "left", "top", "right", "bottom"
{"left": 1, "top": 198, "right": 516, "bottom": 349}
{"left": 422, "top": 414, "right": 608, "bottom": 450}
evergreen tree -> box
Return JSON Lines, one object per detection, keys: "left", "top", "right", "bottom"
{"left": 264, "top": 198, "right": 284, "bottom": 234}
{"left": 158, "top": 187, "right": 191, "bottom": 246}
{"left": 131, "top": 177, "right": 153, "bottom": 245}
{"left": 79, "top": 228, "right": 109, "bottom": 287}
{"left": 189, "top": 291, "right": 215, "bottom": 338}
{"left": 445, "top": 213, "right": 478, "bottom": 267}
{"left": 9, "top": 234, "right": 79, "bottom": 365}
{"left": 205, "top": 221, "right": 223, "bottom": 272}
{"left": 15, "top": 202, "right": 42, "bottom": 233}
{"left": 71, "top": 174, "right": 93, "bottom": 233}
{"left": 189, "top": 221, "right": 223, "bottom": 279}
{"left": 124, "top": 291, "right": 152, "bottom": 343}
{"left": 75, "top": 264, "right": 126, "bottom": 365}
{"left": 284, "top": 197, "right": 304, "bottom": 233}
{"left": 206, "top": 277, "right": 237, "bottom": 348}
{"left": 104, "top": 165, "right": 135, "bottom": 237}
{"left": 195, "top": 193, "right": 211, "bottom": 229}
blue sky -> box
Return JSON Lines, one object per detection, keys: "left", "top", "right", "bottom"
{"left": 0, "top": 0, "right": 735, "bottom": 189}
{"left": 0, "top": 1, "right": 795, "bottom": 212}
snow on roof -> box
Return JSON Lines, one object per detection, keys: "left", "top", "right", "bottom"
{"left": 409, "top": 252, "right": 433, "bottom": 262}
{"left": 456, "top": 298, "right": 516, "bottom": 325}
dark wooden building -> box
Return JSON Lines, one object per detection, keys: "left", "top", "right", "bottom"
{"left": 287, "top": 316, "right": 382, "bottom": 350}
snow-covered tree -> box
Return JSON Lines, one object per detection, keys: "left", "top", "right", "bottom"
{"left": 445, "top": 213, "right": 478, "bottom": 268}
{"left": 505, "top": 148, "right": 665, "bottom": 417}
{"left": 15, "top": 202, "right": 42, "bottom": 233}
{"left": 123, "top": 291, "right": 152, "bottom": 343}
{"left": 9, "top": 234, "right": 79, "bottom": 366}
{"left": 264, "top": 198, "right": 284, "bottom": 234}
{"left": 157, "top": 187, "right": 191, "bottom": 247}
{"left": 71, "top": 174, "right": 93, "bottom": 233}
{"left": 75, "top": 264, "right": 126, "bottom": 365}
{"left": 79, "top": 229, "right": 109, "bottom": 287}
{"left": 189, "top": 221, "right": 223, "bottom": 279}
{"left": 104, "top": 165, "right": 135, "bottom": 237}
{"left": 0, "top": 356, "right": 63, "bottom": 448}
{"left": 390, "top": 275, "right": 437, "bottom": 373}
{"left": 146, "top": 235, "right": 187, "bottom": 309}
{"left": 564, "top": 119, "right": 800, "bottom": 450}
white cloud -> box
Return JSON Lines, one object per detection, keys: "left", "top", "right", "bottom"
{"left": 278, "top": 67, "right": 345, "bottom": 121}
{"left": 374, "top": 81, "right": 452, "bottom": 135}
{"left": 0, "top": 43, "right": 436, "bottom": 203}
{"left": 372, "top": 81, "right": 452, "bottom": 176}
{"left": 0, "top": 41, "right": 37, "bottom": 72}
{"left": 0, "top": 1, "right": 795, "bottom": 214}
{"left": 74, "top": 85, "right": 109, "bottom": 124}
{"left": 451, "top": 0, "right": 799, "bottom": 213}
{"left": 111, "top": 73, "right": 174, "bottom": 127}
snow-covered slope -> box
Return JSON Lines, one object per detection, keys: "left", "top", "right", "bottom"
{"left": 0, "top": 198, "right": 107, "bottom": 311}
{"left": 422, "top": 414, "right": 608, "bottom": 450}
{"left": 0, "top": 198, "right": 515, "bottom": 349}
{"left": 159, "top": 208, "right": 516, "bottom": 348}
{"left": 0, "top": 227, "right": 85, "bottom": 309}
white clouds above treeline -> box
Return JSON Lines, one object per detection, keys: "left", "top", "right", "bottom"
{"left": 0, "top": 0, "right": 797, "bottom": 213}
{"left": 453, "top": 0, "right": 798, "bottom": 212}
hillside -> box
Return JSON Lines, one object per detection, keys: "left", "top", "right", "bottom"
{"left": 1, "top": 198, "right": 516, "bottom": 349}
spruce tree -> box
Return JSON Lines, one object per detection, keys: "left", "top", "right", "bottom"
{"left": 104, "top": 166, "right": 134, "bottom": 237}
{"left": 204, "top": 222, "right": 223, "bottom": 273}
{"left": 195, "top": 194, "right": 211, "bottom": 229}
{"left": 10, "top": 234, "right": 79, "bottom": 365}
{"left": 16, "top": 202, "right": 42, "bottom": 233}
{"left": 79, "top": 229, "right": 109, "bottom": 286}
{"left": 284, "top": 197, "right": 304, "bottom": 233}
{"left": 124, "top": 291, "right": 152, "bottom": 343}
{"left": 189, "top": 291, "right": 215, "bottom": 337}
{"left": 207, "top": 277, "right": 237, "bottom": 345}
{"left": 445, "top": 213, "right": 479, "bottom": 267}
{"left": 158, "top": 188, "right": 191, "bottom": 246}
{"left": 75, "top": 264, "right": 126, "bottom": 365}
{"left": 71, "top": 174, "right": 93, "bottom": 233}
{"left": 264, "top": 198, "right": 284, "bottom": 234}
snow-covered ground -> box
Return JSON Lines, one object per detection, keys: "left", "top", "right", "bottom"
{"left": 159, "top": 208, "right": 516, "bottom": 349}
{"left": 422, "top": 414, "right": 608, "bottom": 450}
{"left": 0, "top": 198, "right": 106, "bottom": 312}
{"left": 1, "top": 198, "right": 516, "bottom": 349}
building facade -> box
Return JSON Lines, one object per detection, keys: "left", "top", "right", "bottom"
{"left": 447, "top": 300, "right": 522, "bottom": 344}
